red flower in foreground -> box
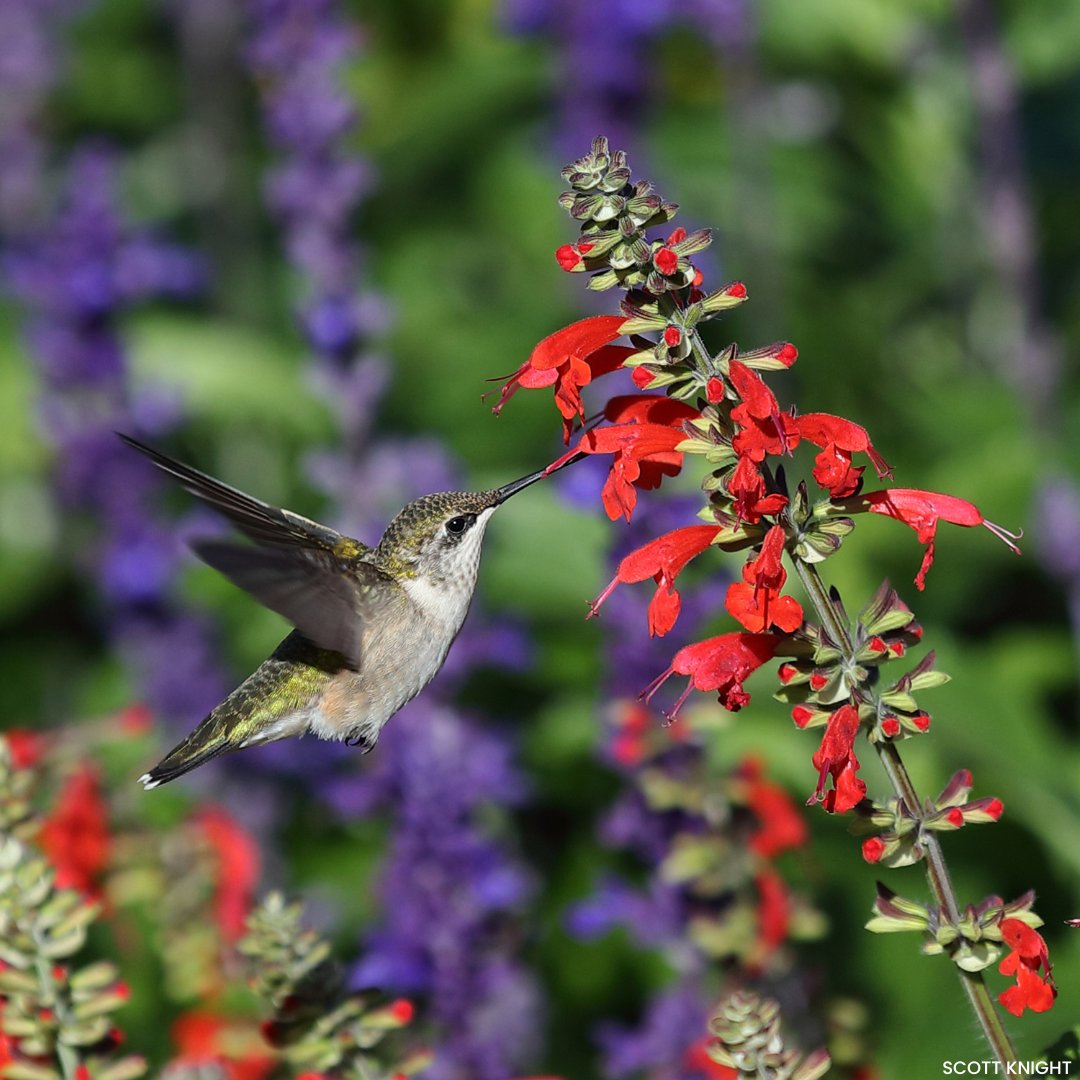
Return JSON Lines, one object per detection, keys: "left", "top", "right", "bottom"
{"left": 727, "top": 454, "right": 788, "bottom": 525}
{"left": 725, "top": 525, "right": 803, "bottom": 633}
{"left": 492, "top": 316, "right": 633, "bottom": 441}
{"left": 198, "top": 807, "right": 260, "bottom": 941}
{"left": 728, "top": 361, "right": 800, "bottom": 462}
{"left": 590, "top": 524, "right": 722, "bottom": 636}
{"left": 836, "top": 488, "right": 1021, "bottom": 590}
{"left": 997, "top": 918, "right": 1056, "bottom": 1017}
{"left": 39, "top": 765, "right": 110, "bottom": 896}
{"left": 552, "top": 421, "right": 686, "bottom": 521}
{"left": 795, "top": 413, "right": 892, "bottom": 498}
{"left": 643, "top": 632, "right": 779, "bottom": 719}
{"left": 807, "top": 704, "right": 866, "bottom": 814}
{"left": 172, "top": 1012, "right": 273, "bottom": 1080}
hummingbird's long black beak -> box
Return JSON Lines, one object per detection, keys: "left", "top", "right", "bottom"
{"left": 490, "top": 450, "right": 587, "bottom": 505}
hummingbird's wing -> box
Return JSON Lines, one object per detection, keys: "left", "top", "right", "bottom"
{"left": 119, "top": 434, "right": 358, "bottom": 552}
{"left": 190, "top": 539, "right": 391, "bottom": 669}
{"left": 120, "top": 434, "right": 388, "bottom": 668}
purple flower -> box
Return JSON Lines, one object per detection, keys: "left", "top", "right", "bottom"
{"left": 598, "top": 981, "right": 711, "bottom": 1080}
{"left": 3, "top": 142, "right": 228, "bottom": 727}
{"left": 245, "top": 4, "right": 545, "bottom": 1072}
{"left": 502, "top": 0, "right": 747, "bottom": 158}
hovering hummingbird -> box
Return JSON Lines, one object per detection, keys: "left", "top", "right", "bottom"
{"left": 120, "top": 434, "right": 577, "bottom": 788}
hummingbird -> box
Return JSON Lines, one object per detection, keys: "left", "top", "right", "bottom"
{"left": 120, "top": 434, "right": 577, "bottom": 788}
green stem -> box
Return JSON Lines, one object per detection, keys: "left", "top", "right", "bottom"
{"left": 792, "top": 557, "right": 1017, "bottom": 1065}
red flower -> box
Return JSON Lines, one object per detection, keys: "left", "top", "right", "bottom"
{"left": 643, "top": 632, "right": 779, "bottom": 720}
{"left": 725, "top": 525, "right": 803, "bottom": 633}
{"left": 39, "top": 766, "right": 110, "bottom": 896}
{"left": 755, "top": 868, "right": 791, "bottom": 955}
{"left": 602, "top": 394, "right": 701, "bottom": 427}
{"left": 807, "top": 704, "right": 866, "bottom": 814}
{"left": 836, "top": 488, "right": 1021, "bottom": 590}
{"left": 553, "top": 421, "right": 687, "bottom": 521}
{"left": 609, "top": 702, "right": 651, "bottom": 767}
{"left": 740, "top": 758, "right": 809, "bottom": 857}
{"left": 492, "top": 316, "right": 634, "bottom": 441}
{"left": 997, "top": 919, "right": 1056, "bottom": 1016}
{"left": 726, "top": 455, "right": 788, "bottom": 524}
{"left": 729, "top": 361, "right": 800, "bottom": 462}
{"left": 197, "top": 808, "right": 260, "bottom": 941}
{"left": 172, "top": 1012, "right": 273, "bottom": 1080}
{"left": 3, "top": 729, "right": 43, "bottom": 769}
{"left": 795, "top": 413, "right": 892, "bottom": 498}
{"left": 590, "top": 524, "right": 722, "bottom": 636}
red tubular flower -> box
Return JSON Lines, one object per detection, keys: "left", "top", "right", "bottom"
{"left": 795, "top": 413, "right": 893, "bottom": 498}
{"left": 198, "top": 808, "right": 260, "bottom": 942}
{"left": 590, "top": 524, "right": 722, "bottom": 636}
{"left": 552, "top": 421, "right": 686, "bottom": 521}
{"left": 727, "top": 455, "right": 788, "bottom": 525}
{"left": 837, "top": 489, "right": 1022, "bottom": 590}
{"left": 725, "top": 525, "right": 803, "bottom": 633}
{"left": 39, "top": 765, "right": 110, "bottom": 896}
{"left": 642, "top": 632, "right": 779, "bottom": 720}
{"left": 492, "top": 316, "right": 634, "bottom": 441}
{"left": 807, "top": 704, "right": 866, "bottom": 814}
{"left": 997, "top": 919, "right": 1056, "bottom": 1016}
{"left": 728, "top": 360, "right": 800, "bottom": 462}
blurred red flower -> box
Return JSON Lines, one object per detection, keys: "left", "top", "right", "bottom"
{"left": 198, "top": 807, "right": 260, "bottom": 942}
{"left": 39, "top": 765, "right": 110, "bottom": 897}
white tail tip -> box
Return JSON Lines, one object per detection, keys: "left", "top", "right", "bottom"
{"left": 138, "top": 772, "right": 160, "bottom": 790}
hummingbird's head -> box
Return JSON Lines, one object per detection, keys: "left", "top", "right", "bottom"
{"left": 375, "top": 465, "right": 552, "bottom": 589}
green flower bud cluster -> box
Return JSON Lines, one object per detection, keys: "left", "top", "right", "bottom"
{"left": 706, "top": 991, "right": 830, "bottom": 1080}
{"left": 0, "top": 739, "right": 144, "bottom": 1080}
{"left": 238, "top": 893, "right": 430, "bottom": 1079}
{"left": 866, "top": 884, "right": 1043, "bottom": 975}
{"left": 774, "top": 582, "right": 943, "bottom": 744}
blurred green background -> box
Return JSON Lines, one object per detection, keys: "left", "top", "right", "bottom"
{"left": 1, "top": 0, "right": 1079, "bottom": 1077}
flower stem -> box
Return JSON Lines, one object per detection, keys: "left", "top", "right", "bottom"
{"left": 791, "top": 556, "right": 1017, "bottom": 1065}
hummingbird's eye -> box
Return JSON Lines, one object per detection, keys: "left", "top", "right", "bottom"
{"left": 444, "top": 514, "right": 474, "bottom": 536}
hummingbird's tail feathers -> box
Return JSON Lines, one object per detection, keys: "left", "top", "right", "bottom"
{"left": 138, "top": 737, "right": 234, "bottom": 790}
